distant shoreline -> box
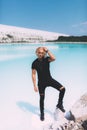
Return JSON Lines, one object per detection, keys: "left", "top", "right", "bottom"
{"left": 0, "top": 41, "right": 87, "bottom": 44}
{"left": 47, "top": 36, "right": 87, "bottom": 43}
{"left": 0, "top": 24, "right": 87, "bottom": 44}
{"left": 47, "top": 41, "right": 87, "bottom": 44}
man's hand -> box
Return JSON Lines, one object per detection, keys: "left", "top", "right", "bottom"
{"left": 34, "top": 86, "right": 38, "bottom": 92}
{"left": 43, "top": 47, "right": 48, "bottom": 52}
{"left": 43, "top": 47, "right": 55, "bottom": 62}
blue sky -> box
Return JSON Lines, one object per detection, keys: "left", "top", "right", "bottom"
{"left": 0, "top": 0, "right": 87, "bottom": 35}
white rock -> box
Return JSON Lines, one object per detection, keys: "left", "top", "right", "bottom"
{"left": 0, "top": 24, "right": 68, "bottom": 43}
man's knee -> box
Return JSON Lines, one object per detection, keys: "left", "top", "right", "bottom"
{"left": 40, "top": 93, "right": 44, "bottom": 96}
{"left": 59, "top": 86, "right": 66, "bottom": 92}
{"left": 40, "top": 93, "right": 44, "bottom": 100}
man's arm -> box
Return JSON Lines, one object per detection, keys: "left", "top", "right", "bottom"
{"left": 43, "top": 47, "right": 56, "bottom": 62}
{"left": 32, "top": 69, "right": 38, "bottom": 92}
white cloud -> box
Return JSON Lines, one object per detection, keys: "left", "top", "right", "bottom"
{"left": 72, "top": 21, "right": 87, "bottom": 34}
{"left": 80, "top": 21, "right": 87, "bottom": 25}
{"left": 72, "top": 21, "right": 87, "bottom": 28}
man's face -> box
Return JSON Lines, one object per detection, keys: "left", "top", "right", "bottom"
{"left": 36, "top": 48, "right": 46, "bottom": 59}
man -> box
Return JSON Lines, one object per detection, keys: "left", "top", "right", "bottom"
{"left": 31, "top": 47, "right": 65, "bottom": 121}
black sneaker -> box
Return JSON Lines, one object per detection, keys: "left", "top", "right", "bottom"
{"left": 40, "top": 113, "right": 44, "bottom": 121}
{"left": 56, "top": 104, "right": 65, "bottom": 113}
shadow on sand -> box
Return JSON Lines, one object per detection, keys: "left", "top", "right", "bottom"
{"left": 17, "top": 101, "right": 53, "bottom": 117}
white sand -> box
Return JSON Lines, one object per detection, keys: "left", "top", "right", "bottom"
{"left": 0, "top": 24, "right": 68, "bottom": 43}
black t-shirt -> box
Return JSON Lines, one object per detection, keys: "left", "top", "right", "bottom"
{"left": 32, "top": 57, "right": 52, "bottom": 82}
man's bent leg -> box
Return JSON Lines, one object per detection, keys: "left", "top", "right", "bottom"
{"left": 40, "top": 93, "right": 45, "bottom": 121}
{"left": 48, "top": 78, "right": 66, "bottom": 112}
{"left": 56, "top": 86, "right": 66, "bottom": 112}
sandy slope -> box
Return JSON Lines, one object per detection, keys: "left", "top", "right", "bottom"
{"left": 0, "top": 24, "right": 68, "bottom": 43}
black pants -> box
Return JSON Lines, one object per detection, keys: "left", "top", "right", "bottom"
{"left": 38, "top": 78, "right": 65, "bottom": 114}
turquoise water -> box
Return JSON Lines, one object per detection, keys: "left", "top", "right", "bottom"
{"left": 0, "top": 43, "right": 87, "bottom": 111}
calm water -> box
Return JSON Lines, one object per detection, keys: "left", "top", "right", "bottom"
{"left": 0, "top": 42, "right": 87, "bottom": 110}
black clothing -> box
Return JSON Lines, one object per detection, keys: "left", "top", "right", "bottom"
{"left": 40, "top": 112, "right": 44, "bottom": 121}
{"left": 32, "top": 57, "right": 62, "bottom": 92}
{"left": 32, "top": 57, "right": 51, "bottom": 82}
{"left": 32, "top": 57, "right": 65, "bottom": 114}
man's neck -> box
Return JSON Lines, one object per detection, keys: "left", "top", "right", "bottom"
{"left": 38, "top": 57, "right": 45, "bottom": 61}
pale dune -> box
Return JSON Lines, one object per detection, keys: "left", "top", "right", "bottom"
{"left": 0, "top": 24, "right": 68, "bottom": 43}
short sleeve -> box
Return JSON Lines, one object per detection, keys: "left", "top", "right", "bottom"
{"left": 31, "top": 61, "right": 36, "bottom": 69}
{"left": 46, "top": 56, "right": 50, "bottom": 62}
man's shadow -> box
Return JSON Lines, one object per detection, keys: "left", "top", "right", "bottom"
{"left": 17, "top": 101, "right": 53, "bottom": 117}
